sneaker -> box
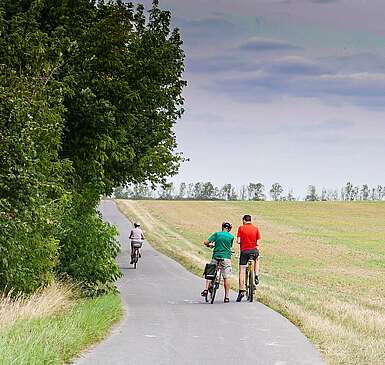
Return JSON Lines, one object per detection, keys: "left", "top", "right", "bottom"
{"left": 201, "top": 289, "right": 208, "bottom": 297}
{"left": 224, "top": 297, "right": 230, "bottom": 303}
{"left": 236, "top": 291, "right": 245, "bottom": 302}
{"left": 255, "top": 275, "right": 259, "bottom": 285}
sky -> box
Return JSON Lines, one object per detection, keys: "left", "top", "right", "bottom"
{"left": 135, "top": 0, "right": 385, "bottom": 196}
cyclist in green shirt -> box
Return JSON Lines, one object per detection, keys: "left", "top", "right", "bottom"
{"left": 201, "top": 222, "right": 234, "bottom": 303}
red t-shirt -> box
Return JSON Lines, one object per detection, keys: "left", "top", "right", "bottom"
{"left": 237, "top": 223, "right": 261, "bottom": 252}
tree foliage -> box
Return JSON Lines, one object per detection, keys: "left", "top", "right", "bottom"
{"left": 0, "top": 0, "right": 186, "bottom": 294}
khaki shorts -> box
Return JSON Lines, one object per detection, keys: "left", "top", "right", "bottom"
{"left": 210, "top": 258, "right": 232, "bottom": 279}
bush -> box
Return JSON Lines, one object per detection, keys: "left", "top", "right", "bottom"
{"left": 0, "top": 68, "right": 67, "bottom": 293}
{"left": 58, "top": 195, "right": 122, "bottom": 296}
{"left": 0, "top": 199, "right": 60, "bottom": 294}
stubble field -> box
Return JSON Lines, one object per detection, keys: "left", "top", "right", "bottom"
{"left": 116, "top": 199, "right": 385, "bottom": 365}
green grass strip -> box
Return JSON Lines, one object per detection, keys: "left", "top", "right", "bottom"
{"left": 0, "top": 293, "right": 123, "bottom": 365}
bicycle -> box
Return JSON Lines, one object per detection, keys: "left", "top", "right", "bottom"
{"left": 206, "top": 259, "right": 224, "bottom": 304}
{"left": 245, "top": 257, "right": 256, "bottom": 302}
{"left": 131, "top": 241, "right": 142, "bottom": 269}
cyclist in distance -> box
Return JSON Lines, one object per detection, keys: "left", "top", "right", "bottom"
{"left": 129, "top": 223, "right": 145, "bottom": 264}
{"left": 236, "top": 214, "right": 261, "bottom": 302}
{"left": 201, "top": 222, "right": 234, "bottom": 303}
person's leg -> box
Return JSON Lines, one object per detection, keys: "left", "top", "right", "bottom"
{"left": 237, "top": 251, "right": 248, "bottom": 302}
{"left": 254, "top": 257, "right": 259, "bottom": 274}
{"left": 236, "top": 266, "right": 246, "bottom": 302}
{"left": 239, "top": 266, "right": 246, "bottom": 290}
{"left": 254, "top": 251, "right": 260, "bottom": 285}
{"left": 223, "top": 278, "right": 230, "bottom": 298}
{"left": 222, "top": 260, "right": 232, "bottom": 300}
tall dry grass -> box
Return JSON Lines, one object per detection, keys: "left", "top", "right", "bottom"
{"left": 0, "top": 282, "right": 75, "bottom": 330}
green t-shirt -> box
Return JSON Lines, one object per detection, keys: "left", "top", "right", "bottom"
{"left": 208, "top": 231, "right": 234, "bottom": 259}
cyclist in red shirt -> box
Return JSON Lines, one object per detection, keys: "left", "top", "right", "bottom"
{"left": 236, "top": 214, "right": 261, "bottom": 302}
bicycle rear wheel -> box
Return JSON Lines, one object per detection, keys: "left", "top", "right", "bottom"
{"left": 248, "top": 268, "right": 254, "bottom": 302}
{"left": 133, "top": 249, "right": 138, "bottom": 269}
{"left": 210, "top": 278, "right": 217, "bottom": 304}
{"left": 210, "top": 270, "right": 221, "bottom": 304}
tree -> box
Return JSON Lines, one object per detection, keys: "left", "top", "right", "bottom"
{"left": 305, "top": 185, "right": 318, "bottom": 201}
{"left": 287, "top": 189, "right": 296, "bottom": 201}
{"left": 0, "top": 0, "right": 186, "bottom": 294}
{"left": 344, "top": 182, "right": 354, "bottom": 201}
{"left": 248, "top": 183, "right": 265, "bottom": 201}
{"left": 55, "top": 0, "right": 187, "bottom": 196}
{"left": 360, "top": 184, "right": 369, "bottom": 200}
{"left": 193, "top": 182, "right": 203, "bottom": 199}
{"left": 321, "top": 188, "right": 327, "bottom": 201}
{"left": 187, "top": 183, "right": 194, "bottom": 199}
{"left": 0, "top": 2, "right": 71, "bottom": 292}
{"left": 239, "top": 185, "right": 247, "bottom": 200}
{"left": 370, "top": 187, "right": 376, "bottom": 200}
{"left": 177, "top": 182, "right": 186, "bottom": 199}
{"left": 114, "top": 186, "right": 129, "bottom": 199}
{"left": 230, "top": 186, "right": 238, "bottom": 200}
{"left": 221, "top": 184, "right": 237, "bottom": 200}
{"left": 158, "top": 183, "right": 174, "bottom": 200}
{"left": 270, "top": 183, "right": 283, "bottom": 201}
{"left": 201, "top": 182, "right": 216, "bottom": 200}
{"left": 128, "top": 183, "right": 153, "bottom": 199}
{"left": 377, "top": 185, "right": 384, "bottom": 200}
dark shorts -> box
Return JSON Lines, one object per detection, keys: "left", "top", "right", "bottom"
{"left": 239, "top": 249, "right": 259, "bottom": 266}
{"left": 131, "top": 240, "right": 143, "bottom": 250}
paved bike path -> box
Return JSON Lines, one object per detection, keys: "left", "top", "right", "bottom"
{"left": 73, "top": 200, "right": 325, "bottom": 365}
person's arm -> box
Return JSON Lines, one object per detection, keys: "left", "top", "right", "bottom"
{"left": 140, "top": 229, "right": 145, "bottom": 240}
{"left": 129, "top": 230, "right": 133, "bottom": 239}
{"left": 203, "top": 239, "right": 213, "bottom": 247}
{"left": 204, "top": 233, "right": 216, "bottom": 248}
{"left": 237, "top": 226, "right": 241, "bottom": 244}
{"left": 256, "top": 227, "right": 261, "bottom": 247}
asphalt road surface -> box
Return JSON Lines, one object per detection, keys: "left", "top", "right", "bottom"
{"left": 73, "top": 200, "right": 325, "bottom": 365}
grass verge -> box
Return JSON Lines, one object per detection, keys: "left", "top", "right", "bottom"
{"left": 0, "top": 283, "right": 123, "bottom": 365}
{"left": 116, "top": 199, "right": 385, "bottom": 365}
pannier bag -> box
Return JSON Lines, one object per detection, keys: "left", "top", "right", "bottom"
{"left": 131, "top": 240, "right": 143, "bottom": 248}
{"left": 203, "top": 263, "right": 217, "bottom": 279}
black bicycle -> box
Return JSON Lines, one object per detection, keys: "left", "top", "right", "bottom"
{"left": 131, "top": 241, "right": 142, "bottom": 269}
{"left": 206, "top": 259, "right": 223, "bottom": 304}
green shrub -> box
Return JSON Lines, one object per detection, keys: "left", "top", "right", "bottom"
{"left": 58, "top": 195, "right": 122, "bottom": 296}
{"left": 0, "top": 198, "right": 61, "bottom": 293}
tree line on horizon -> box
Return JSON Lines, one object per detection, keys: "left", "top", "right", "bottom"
{"left": 114, "top": 181, "right": 385, "bottom": 202}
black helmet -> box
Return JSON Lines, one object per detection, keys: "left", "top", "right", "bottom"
{"left": 222, "top": 222, "right": 232, "bottom": 230}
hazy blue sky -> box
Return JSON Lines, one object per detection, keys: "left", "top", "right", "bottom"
{"left": 136, "top": 0, "right": 385, "bottom": 195}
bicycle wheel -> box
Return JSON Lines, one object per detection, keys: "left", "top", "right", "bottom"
{"left": 210, "top": 278, "right": 217, "bottom": 304}
{"left": 245, "top": 266, "right": 250, "bottom": 300}
{"left": 210, "top": 270, "right": 221, "bottom": 304}
{"left": 248, "top": 268, "right": 254, "bottom": 302}
{"left": 133, "top": 249, "right": 138, "bottom": 269}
